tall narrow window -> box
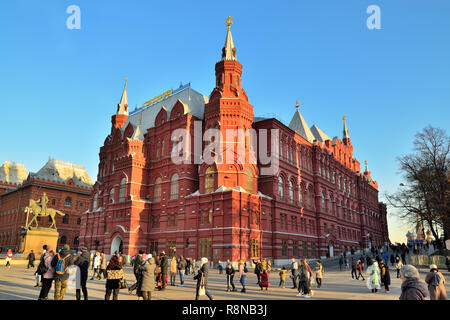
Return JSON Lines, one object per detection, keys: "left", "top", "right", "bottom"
{"left": 282, "top": 240, "right": 287, "bottom": 257}
{"left": 109, "top": 188, "right": 115, "bottom": 203}
{"left": 93, "top": 193, "right": 98, "bottom": 210}
{"left": 246, "top": 168, "right": 253, "bottom": 194}
{"left": 321, "top": 193, "right": 326, "bottom": 212}
{"left": 156, "top": 141, "right": 160, "bottom": 159}
{"left": 298, "top": 184, "right": 303, "bottom": 206}
{"left": 161, "top": 140, "right": 165, "bottom": 158}
{"left": 278, "top": 176, "right": 284, "bottom": 200}
{"left": 307, "top": 188, "right": 311, "bottom": 208}
{"left": 154, "top": 177, "right": 162, "bottom": 202}
{"left": 289, "top": 180, "right": 294, "bottom": 203}
{"left": 170, "top": 174, "right": 179, "bottom": 200}
{"left": 205, "top": 167, "right": 215, "bottom": 194}
{"left": 119, "top": 178, "right": 126, "bottom": 202}
{"left": 64, "top": 197, "right": 72, "bottom": 207}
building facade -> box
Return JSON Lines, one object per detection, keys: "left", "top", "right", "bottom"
{"left": 79, "top": 20, "right": 389, "bottom": 264}
{"left": 0, "top": 159, "right": 93, "bottom": 252}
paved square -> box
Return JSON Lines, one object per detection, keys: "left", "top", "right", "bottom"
{"left": 0, "top": 264, "right": 448, "bottom": 300}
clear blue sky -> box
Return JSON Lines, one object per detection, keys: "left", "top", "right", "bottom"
{"left": 1, "top": 0, "right": 449, "bottom": 243}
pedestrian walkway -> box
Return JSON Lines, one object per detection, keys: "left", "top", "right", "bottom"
{"left": 0, "top": 263, "right": 448, "bottom": 300}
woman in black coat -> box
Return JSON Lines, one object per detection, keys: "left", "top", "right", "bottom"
{"left": 74, "top": 247, "right": 90, "bottom": 300}
{"left": 194, "top": 257, "right": 213, "bottom": 300}
{"left": 389, "top": 254, "right": 395, "bottom": 266}
{"left": 379, "top": 261, "right": 391, "bottom": 293}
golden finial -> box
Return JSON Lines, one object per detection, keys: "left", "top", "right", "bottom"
{"left": 343, "top": 115, "right": 346, "bottom": 121}
{"left": 124, "top": 77, "right": 127, "bottom": 90}
{"left": 138, "top": 115, "right": 142, "bottom": 125}
{"left": 225, "top": 16, "right": 233, "bottom": 29}
{"left": 296, "top": 100, "right": 299, "bottom": 109}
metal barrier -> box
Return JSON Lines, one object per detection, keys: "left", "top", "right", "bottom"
{"left": 409, "top": 255, "right": 447, "bottom": 268}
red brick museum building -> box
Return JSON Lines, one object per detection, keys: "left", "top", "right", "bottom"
{"left": 79, "top": 20, "right": 389, "bottom": 264}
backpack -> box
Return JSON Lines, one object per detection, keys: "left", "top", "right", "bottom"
{"left": 431, "top": 272, "right": 442, "bottom": 286}
{"left": 36, "top": 255, "right": 49, "bottom": 275}
{"left": 55, "top": 253, "right": 70, "bottom": 275}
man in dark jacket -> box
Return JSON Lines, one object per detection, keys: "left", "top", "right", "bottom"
{"left": 399, "top": 265, "right": 428, "bottom": 300}
{"left": 134, "top": 250, "right": 144, "bottom": 281}
{"left": 225, "top": 260, "right": 236, "bottom": 292}
{"left": 50, "top": 244, "right": 73, "bottom": 300}
{"left": 254, "top": 260, "right": 262, "bottom": 285}
{"left": 27, "top": 250, "right": 36, "bottom": 269}
{"left": 74, "top": 246, "right": 90, "bottom": 300}
{"left": 177, "top": 256, "right": 187, "bottom": 286}
{"left": 159, "top": 251, "right": 168, "bottom": 289}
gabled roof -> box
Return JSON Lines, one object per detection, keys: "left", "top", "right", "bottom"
{"left": 310, "top": 125, "right": 331, "bottom": 143}
{"left": 288, "top": 108, "right": 315, "bottom": 143}
{"left": 122, "top": 84, "right": 207, "bottom": 136}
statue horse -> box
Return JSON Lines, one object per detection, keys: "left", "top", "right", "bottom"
{"left": 25, "top": 199, "right": 65, "bottom": 229}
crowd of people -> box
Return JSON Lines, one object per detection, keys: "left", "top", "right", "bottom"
{"left": 1, "top": 243, "right": 448, "bottom": 300}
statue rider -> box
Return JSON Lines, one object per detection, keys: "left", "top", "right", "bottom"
{"left": 36, "top": 192, "right": 49, "bottom": 215}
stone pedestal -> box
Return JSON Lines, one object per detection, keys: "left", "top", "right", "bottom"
{"left": 19, "top": 228, "right": 59, "bottom": 257}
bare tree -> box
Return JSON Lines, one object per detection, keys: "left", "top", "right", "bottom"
{"left": 386, "top": 126, "right": 450, "bottom": 247}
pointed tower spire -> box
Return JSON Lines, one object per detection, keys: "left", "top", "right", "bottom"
{"left": 343, "top": 115, "right": 350, "bottom": 140}
{"left": 222, "top": 16, "right": 236, "bottom": 61}
{"left": 117, "top": 78, "right": 128, "bottom": 115}
{"left": 364, "top": 160, "right": 369, "bottom": 172}
{"left": 289, "top": 100, "right": 315, "bottom": 143}
{"left": 112, "top": 78, "right": 129, "bottom": 129}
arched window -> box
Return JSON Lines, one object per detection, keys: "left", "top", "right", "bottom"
{"left": 289, "top": 180, "right": 294, "bottom": 203}
{"left": 156, "top": 141, "right": 160, "bottom": 159}
{"left": 298, "top": 184, "right": 303, "bottom": 206}
{"left": 154, "top": 177, "right": 162, "bottom": 202}
{"left": 307, "top": 188, "right": 311, "bottom": 208}
{"left": 119, "top": 178, "right": 126, "bottom": 202}
{"left": 246, "top": 168, "right": 253, "bottom": 194}
{"left": 93, "top": 193, "right": 98, "bottom": 210}
{"left": 321, "top": 193, "right": 326, "bottom": 212}
{"left": 64, "top": 197, "right": 72, "bottom": 207}
{"left": 62, "top": 214, "right": 69, "bottom": 224}
{"left": 205, "top": 167, "right": 215, "bottom": 194}
{"left": 170, "top": 174, "right": 179, "bottom": 200}
{"left": 161, "top": 140, "right": 165, "bottom": 158}
{"left": 109, "top": 188, "right": 115, "bottom": 203}
{"left": 278, "top": 176, "right": 284, "bottom": 200}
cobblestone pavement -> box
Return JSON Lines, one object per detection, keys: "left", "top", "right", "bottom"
{"left": 0, "top": 264, "right": 448, "bottom": 300}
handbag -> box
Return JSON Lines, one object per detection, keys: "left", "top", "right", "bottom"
{"left": 198, "top": 274, "right": 206, "bottom": 296}
{"left": 119, "top": 278, "right": 128, "bottom": 289}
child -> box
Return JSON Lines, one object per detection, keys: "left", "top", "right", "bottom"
{"left": 260, "top": 269, "right": 269, "bottom": 291}
{"left": 279, "top": 266, "right": 288, "bottom": 288}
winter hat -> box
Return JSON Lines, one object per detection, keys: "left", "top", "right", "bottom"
{"left": 79, "top": 246, "right": 88, "bottom": 252}
{"left": 63, "top": 244, "right": 70, "bottom": 251}
{"left": 429, "top": 264, "right": 438, "bottom": 271}
{"left": 400, "top": 265, "right": 420, "bottom": 280}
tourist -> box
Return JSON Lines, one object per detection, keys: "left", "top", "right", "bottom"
{"left": 37, "top": 245, "right": 55, "bottom": 300}
{"left": 194, "top": 257, "right": 213, "bottom": 300}
{"left": 261, "top": 259, "right": 267, "bottom": 271}
{"left": 315, "top": 261, "right": 323, "bottom": 288}
{"left": 395, "top": 256, "right": 403, "bottom": 278}
{"left": 379, "top": 260, "right": 391, "bottom": 293}
{"left": 218, "top": 261, "right": 223, "bottom": 274}
{"left": 296, "top": 259, "right": 311, "bottom": 298}
{"left": 239, "top": 260, "right": 247, "bottom": 293}
{"left": 225, "top": 260, "right": 236, "bottom": 292}
{"left": 177, "top": 255, "right": 187, "bottom": 286}
{"left": 99, "top": 252, "right": 107, "bottom": 279}
{"left": 383, "top": 252, "right": 389, "bottom": 265}
{"left": 134, "top": 250, "right": 144, "bottom": 281}
{"left": 170, "top": 256, "right": 177, "bottom": 286}
{"left": 366, "top": 259, "right": 381, "bottom": 294}
{"left": 254, "top": 259, "right": 262, "bottom": 285}
{"left": 351, "top": 257, "right": 358, "bottom": 280}
{"left": 185, "top": 258, "right": 191, "bottom": 275}
{"left": 267, "top": 259, "right": 272, "bottom": 272}
{"left": 259, "top": 269, "right": 269, "bottom": 291}
{"left": 91, "top": 252, "right": 101, "bottom": 280}
{"left": 279, "top": 266, "right": 288, "bottom": 288}
{"left": 390, "top": 253, "right": 395, "bottom": 267}
{"left": 192, "top": 259, "right": 197, "bottom": 274}
{"left": 399, "top": 265, "right": 428, "bottom": 300}
{"left": 160, "top": 251, "right": 168, "bottom": 289}
{"left": 290, "top": 258, "right": 299, "bottom": 289}
{"left": 356, "top": 260, "right": 365, "bottom": 280}
{"left": 339, "top": 254, "right": 344, "bottom": 271}
{"left": 105, "top": 255, "right": 123, "bottom": 300}
{"left": 365, "top": 255, "right": 372, "bottom": 270}
{"left": 51, "top": 244, "right": 73, "bottom": 300}
{"left": 27, "top": 250, "right": 36, "bottom": 269}
{"left": 424, "top": 264, "right": 447, "bottom": 300}
{"left": 74, "top": 246, "right": 90, "bottom": 300}
{"left": 5, "top": 249, "right": 13, "bottom": 267}
{"left": 138, "top": 254, "right": 156, "bottom": 300}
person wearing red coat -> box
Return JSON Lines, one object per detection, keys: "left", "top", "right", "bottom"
{"left": 259, "top": 269, "right": 269, "bottom": 291}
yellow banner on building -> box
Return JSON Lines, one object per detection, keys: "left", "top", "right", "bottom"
{"left": 142, "top": 89, "right": 173, "bottom": 108}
